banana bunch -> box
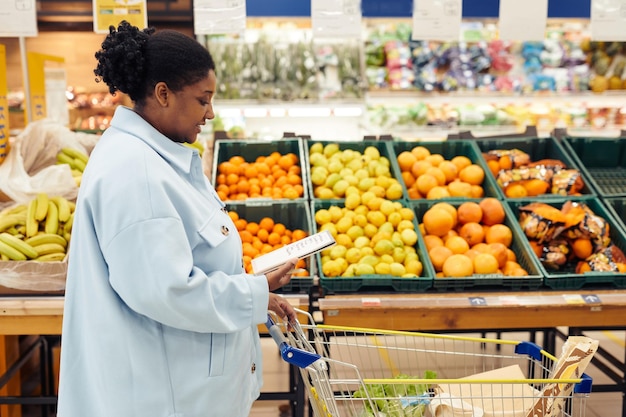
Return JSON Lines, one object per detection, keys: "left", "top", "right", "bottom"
{"left": 183, "top": 140, "right": 205, "bottom": 156}
{"left": 56, "top": 147, "right": 89, "bottom": 187}
{"left": 0, "top": 193, "right": 75, "bottom": 262}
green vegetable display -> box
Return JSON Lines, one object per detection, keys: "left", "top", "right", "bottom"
{"left": 352, "top": 370, "right": 437, "bottom": 417}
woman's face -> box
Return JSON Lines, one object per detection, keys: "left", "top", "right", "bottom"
{"left": 163, "top": 69, "right": 217, "bottom": 144}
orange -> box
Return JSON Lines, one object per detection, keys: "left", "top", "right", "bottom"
{"left": 416, "top": 174, "right": 439, "bottom": 196}
{"left": 226, "top": 173, "right": 239, "bottom": 186}
{"left": 242, "top": 242, "right": 258, "bottom": 258}
{"left": 244, "top": 165, "right": 259, "bottom": 178}
{"left": 499, "top": 155, "right": 512, "bottom": 170}
{"left": 504, "top": 183, "right": 528, "bottom": 198}
{"left": 431, "top": 202, "right": 458, "bottom": 227}
{"left": 411, "top": 160, "right": 433, "bottom": 178}
{"left": 486, "top": 159, "right": 501, "bottom": 177}
{"left": 438, "top": 160, "right": 458, "bottom": 182}
{"left": 236, "top": 179, "right": 250, "bottom": 194}
{"left": 426, "top": 167, "right": 446, "bottom": 186}
{"left": 478, "top": 198, "right": 506, "bottom": 226}
{"left": 423, "top": 235, "right": 444, "bottom": 252}
{"left": 429, "top": 246, "right": 454, "bottom": 272}
{"left": 229, "top": 155, "right": 245, "bottom": 166}
{"left": 216, "top": 173, "right": 226, "bottom": 185}
{"left": 228, "top": 211, "right": 239, "bottom": 222}
{"left": 425, "top": 154, "right": 445, "bottom": 167}
{"left": 272, "top": 223, "right": 287, "bottom": 235}
{"left": 572, "top": 238, "right": 593, "bottom": 259}
{"left": 470, "top": 185, "right": 484, "bottom": 198}
{"left": 485, "top": 224, "right": 513, "bottom": 247}
{"left": 268, "top": 232, "right": 281, "bottom": 246}
{"left": 283, "top": 188, "right": 300, "bottom": 199}
{"left": 458, "top": 164, "right": 485, "bottom": 186}
{"left": 473, "top": 253, "right": 499, "bottom": 274}
{"left": 411, "top": 146, "right": 431, "bottom": 160}
{"left": 397, "top": 151, "right": 418, "bottom": 172}
{"left": 281, "top": 235, "right": 292, "bottom": 245}
{"left": 292, "top": 229, "right": 308, "bottom": 241}
{"left": 442, "top": 254, "right": 474, "bottom": 277}
{"left": 458, "top": 222, "right": 485, "bottom": 247}
{"left": 259, "top": 217, "right": 275, "bottom": 232}
{"left": 447, "top": 180, "right": 473, "bottom": 198}
{"left": 523, "top": 179, "right": 550, "bottom": 197}
{"left": 278, "top": 155, "right": 294, "bottom": 170}
{"left": 287, "top": 174, "right": 301, "bottom": 186}
{"left": 234, "top": 218, "right": 248, "bottom": 231}
{"left": 408, "top": 187, "right": 422, "bottom": 199}
{"left": 457, "top": 202, "right": 483, "bottom": 225}
{"left": 487, "top": 242, "right": 509, "bottom": 268}
{"left": 245, "top": 222, "right": 260, "bottom": 236}
{"left": 401, "top": 171, "right": 416, "bottom": 188}
{"left": 422, "top": 208, "right": 454, "bottom": 237}
{"left": 239, "top": 230, "right": 254, "bottom": 244}
{"left": 450, "top": 155, "right": 472, "bottom": 171}
{"left": 445, "top": 235, "right": 470, "bottom": 254}
{"left": 257, "top": 228, "right": 269, "bottom": 243}
{"left": 426, "top": 186, "right": 451, "bottom": 199}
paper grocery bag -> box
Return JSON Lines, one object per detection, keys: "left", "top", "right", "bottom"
{"left": 525, "top": 336, "right": 598, "bottom": 417}
{"left": 433, "top": 365, "right": 540, "bottom": 417}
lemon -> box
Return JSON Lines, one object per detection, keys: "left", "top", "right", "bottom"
{"left": 354, "top": 205, "right": 369, "bottom": 216}
{"left": 346, "top": 225, "right": 364, "bottom": 241}
{"left": 322, "top": 260, "right": 342, "bottom": 277}
{"left": 324, "top": 173, "right": 342, "bottom": 188}
{"left": 360, "top": 255, "right": 380, "bottom": 266}
{"left": 336, "top": 217, "right": 353, "bottom": 234}
{"left": 363, "top": 224, "right": 378, "bottom": 238}
{"left": 345, "top": 193, "right": 361, "bottom": 210}
{"left": 319, "top": 223, "right": 337, "bottom": 237}
{"left": 355, "top": 168, "right": 369, "bottom": 180}
{"left": 374, "top": 239, "right": 394, "bottom": 256}
{"left": 370, "top": 185, "right": 387, "bottom": 198}
{"left": 328, "top": 206, "right": 343, "bottom": 222}
{"left": 345, "top": 247, "right": 362, "bottom": 264}
{"left": 380, "top": 200, "right": 396, "bottom": 217}
{"left": 397, "top": 219, "right": 415, "bottom": 232}
{"left": 388, "top": 212, "right": 402, "bottom": 227}
{"left": 401, "top": 229, "right": 419, "bottom": 246}
{"left": 392, "top": 247, "right": 406, "bottom": 263}
{"left": 375, "top": 262, "right": 392, "bottom": 275}
{"left": 361, "top": 191, "right": 377, "bottom": 207}
{"left": 314, "top": 209, "right": 331, "bottom": 225}
{"left": 353, "top": 214, "right": 368, "bottom": 228}
{"left": 345, "top": 186, "right": 360, "bottom": 197}
{"left": 332, "top": 180, "right": 350, "bottom": 197}
{"left": 355, "top": 263, "right": 376, "bottom": 276}
{"left": 360, "top": 247, "right": 374, "bottom": 257}
{"left": 399, "top": 207, "right": 415, "bottom": 221}
{"left": 390, "top": 262, "right": 407, "bottom": 277}
{"left": 405, "top": 259, "right": 423, "bottom": 276}
{"left": 380, "top": 254, "right": 395, "bottom": 264}
{"left": 364, "top": 146, "right": 380, "bottom": 160}
{"left": 315, "top": 187, "right": 335, "bottom": 199}
{"left": 353, "top": 236, "right": 371, "bottom": 249}
{"left": 309, "top": 142, "right": 323, "bottom": 154}
{"left": 323, "top": 143, "right": 340, "bottom": 158}
{"left": 386, "top": 182, "right": 404, "bottom": 200}
{"left": 366, "top": 211, "right": 386, "bottom": 227}
{"left": 329, "top": 245, "right": 347, "bottom": 260}
{"left": 335, "top": 234, "right": 353, "bottom": 248}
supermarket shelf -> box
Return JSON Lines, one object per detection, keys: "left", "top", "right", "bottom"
{"left": 318, "top": 289, "right": 626, "bottom": 331}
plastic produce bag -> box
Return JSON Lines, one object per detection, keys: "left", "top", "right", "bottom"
{"left": 0, "top": 118, "right": 99, "bottom": 208}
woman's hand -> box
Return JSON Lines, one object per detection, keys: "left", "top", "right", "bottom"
{"left": 268, "top": 293, "right": 297, "bottom": 323}
{"left": 265, "top": 258, "right": 297, "bottom": 291}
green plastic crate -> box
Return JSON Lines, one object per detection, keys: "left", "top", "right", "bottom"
{"left": 225, "top": 200, "right": 315, "bottom": 294}
{"left": 410, "top": 199, "right": 544, "bottom": 291}
{"left": 391, "top": 140, "right": 504, "bottom": 200}
{"left": 603, "top": 197, "right": 626, "bottom": 236}
{"left": 211, "top": 138, "right": 309, "bottom": 202}
{"left": 474, "top": 136, "right": 595, "bottom": 199}
{"left": 507, "top": 197, "right": 626, "bottom": 290}
{"left": 305, "top": 140, "right": 407, "bottom": 201}
{"left": 563, "top": 136, "right": 626, "bottom": 197}
{"left": 312, "top": 200, "right": 434, "bottom": 294}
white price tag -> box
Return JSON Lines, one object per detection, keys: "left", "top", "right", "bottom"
{"left": 591, "top": 0, "right": 626, "bottom": 41}
{"left": 411, "top": 0, "right": 462, "bottom": 41}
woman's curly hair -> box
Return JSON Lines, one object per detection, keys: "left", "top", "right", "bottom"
{"left": 94, "top": 21, "right": 215, "bottom": 105}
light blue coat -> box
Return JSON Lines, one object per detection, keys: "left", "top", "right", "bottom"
{"left": 57, "top": 106, "right": 270, "bottom": 417}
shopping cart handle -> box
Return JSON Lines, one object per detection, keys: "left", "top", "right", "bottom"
{"left": 265, "top": 315, "right": 321, "bottom": 368}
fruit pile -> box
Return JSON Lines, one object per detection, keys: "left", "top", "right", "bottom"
{"left": 482, "top": 149, "right": 586, "bottom": 198}
{"left": 56, "top": 147, "right": 90, "bottom": 187}
{"left": 419, "top": 198, "right": 529, "bottom": 278}
{"left": 309, "top": 142, "right": 404, "bottom": 200}
{"left": 215, "top": 153, "right": 304, "bottom": 201}
{"left": 314, "top": 199, "right": 423, "bottom": 278}
{"left": 0, "top": 193, "right": 75, "bottom": 262}
{"left": 517, "top": 201, "right": 626, "bottom": 273}
{"left": 396, "top": 145, "right": 486, "bottom": 200}
{"left": 228, "top": 211, "right": 309, "bottom": 276}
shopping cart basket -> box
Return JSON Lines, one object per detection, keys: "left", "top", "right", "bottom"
{"left": 266, "top": 309, "right": 594, "bottom": 417}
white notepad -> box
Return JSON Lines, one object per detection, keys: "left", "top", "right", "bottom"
{"left": 251, "top": 230, "right": 336, "bottom": 275}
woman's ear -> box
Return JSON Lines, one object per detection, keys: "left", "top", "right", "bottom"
{"left": 154, "top": 82, "right": 169, "bottom": 107}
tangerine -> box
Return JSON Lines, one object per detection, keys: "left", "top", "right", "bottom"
{"left": 429, "top": 246, "right": 454, "bottom": 272}
{"left": 457, "top": 202, "right": 483, "bottom": 225}
{"left": 442, "top": 254, "right": 474, "bottom": 277}
{"left": 478, "top": 198, "right": 506, "bottom": 226}
{"left": 422, "top": 208, "right": 454, "bottom": 237}
{"left": 424, "top": 235, "right": 445, "bottom": 251}
{"left": 485, "top": 224, "right": 513, "bottom": 247}
{"left": 473, "top": 253, "right": 500, "bottom": 274}
{"left": 450, "top": 155, "right": 472, "bottom": 171}
{"left": 397, "top": 151, "right": 418, "bottom": 172}
{"left": 259, "top": 217, "right": 275, "bottom": 232}
{"left": 445, "top": 235, "right": 470, "bottom": 254}
{"left": 458, "top": 164, "right": 485, "bottom": 186}
{"left": 572, "top": 238, "right": 593, "bottom": 259}
{"left": 458, "top": 222, "right": 485, "bottom": 246}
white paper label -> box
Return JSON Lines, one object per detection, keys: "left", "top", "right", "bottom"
{"left": 194, "top": 0, "right": 246, "bottom": 35}
{"left": 411, "top": 0, "right": 462, "bottom": 42}
{"left": 498, "top": 0, "right": 548, "bottom": 41}
{"left": 312, "top": 0, "right": 362, "bottom": 39}
{"left": 591, "top": 0, "right": 626, "bottom": 41}
{"left": 0, "top": 0, "right": 37, "bottom": 37}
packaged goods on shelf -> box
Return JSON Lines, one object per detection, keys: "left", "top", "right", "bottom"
{"left": 474, "top": 136, "right": 595, "bottom": 199}
{"left": 508, "top": 198, "right": 626, "bottom": 290}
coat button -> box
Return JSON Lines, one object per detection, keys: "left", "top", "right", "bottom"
{"left": 221, "top": 225, "right": 229, "bottom": 236}
{"left": 251, "top": 363, "right": 256, "bottom": 373}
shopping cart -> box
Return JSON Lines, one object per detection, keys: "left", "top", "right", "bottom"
{"left": 266, "top": 309, "right": 594, "bottom": 417}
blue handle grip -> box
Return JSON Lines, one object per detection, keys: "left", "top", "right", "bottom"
{"left": 266, "top": 314, "right": 321, "bottom": 368}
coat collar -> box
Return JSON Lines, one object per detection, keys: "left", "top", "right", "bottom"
{"left": 109, "top": 105, "right": 195, "bottom": 174}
